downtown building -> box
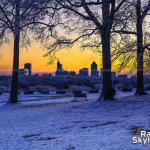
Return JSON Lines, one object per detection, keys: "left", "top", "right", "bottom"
{"left": 91, "top": 61, "right": 99, "bottom": 77}
{"left": 55, "top": 60, "right": 76, "bottom": 76}
{"left": 19, "top": 63, "right": 32, "bottom": 76}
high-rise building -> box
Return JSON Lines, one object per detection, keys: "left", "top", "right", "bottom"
{"left": 19, "top": 69, "right": 25, "bottom": 76}
{"left": 24, "top": 63, "right": 32, "bottom": 76}
{"left": 56, "top": 60, "right": 63, "bottom": 76}
{"left": 79, "top": 68, "right": 89, "bottom": 76}
{"left": 91, "top": 61, "right": 99, "bottom": 77}
{"left": 57, "top": 60, "right": 63, "bottom": 71}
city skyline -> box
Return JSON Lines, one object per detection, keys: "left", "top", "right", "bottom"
{"left": 55, "top": 60, "right": 100, "bottom": 76}
{"left": 0, "top": 41, "right": 102, "bottom": 75}
{"left": 18, "top": 61, "right": 101, "bottom": 76}
{"left": 0, "top": 41, "right": 132, "bottom": 75}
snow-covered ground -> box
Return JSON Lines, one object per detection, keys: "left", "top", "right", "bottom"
{"left": 0, "top": 93, "right": 150, "bottom": 150}
{"left": 0, "top": 93, "right": 74, "bottom": 103}
{"left": 0, "top": 90, "right": 137, "bottom": 103}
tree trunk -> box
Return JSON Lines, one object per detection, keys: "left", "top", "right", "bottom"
{"left": 135, "top": 0, "right": 146, "bottom": 95}
{"left": 9, "top": 32, "right": 20, "bottom": 104}
{"left": 99, "top": 1, "right": 114, "bottom": 100}
{"left": 8, "top": 2, "right": 20, "bottom": 104}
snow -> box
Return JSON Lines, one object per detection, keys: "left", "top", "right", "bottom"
{"left": 0, "top": 93, "right": 74, "bottom": 103}
{"left": 0, "top": 90, "right": 138, "bottom": 104}
{"left": 0, "top": 92, "right": 150, "bottom": 150}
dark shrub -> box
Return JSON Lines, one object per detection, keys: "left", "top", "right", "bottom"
{"left": 145, "top": 84, "right": 150, "bottom": 90}
{"left": 89, "top": 89, "right": 99, "bottom": 93}
{"left": 40, "top": 91, "right": 49, "bottom": 94}
{"left": 73, "top": 90, "right": 82, "bottom": 94}
{"left": 24, "top": 91, "right": 34, "bottom": 94}
{"left": 74, "top": 93, "right": 87, "bottom": 97}
{"left": 56, "top": 90, "right": 66, "bottom": 94}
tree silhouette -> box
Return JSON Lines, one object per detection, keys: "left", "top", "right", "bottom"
{"left": 0, "top": 0, "right": 50, "bottom": 103}
{"left": 42, "top": 0, "right": 129, "bottom": 100}
{"left": 135, "top": 0, "right": 150, "bottom": 95}
{"left": 111, "top": 0, "right": 150, "bottom": 95}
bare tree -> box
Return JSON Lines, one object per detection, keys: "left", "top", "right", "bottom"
{"left": 111, "top": 0, "right": 150, "bottom": 95}
{"left": 135, "top": 0, "right": 150, "bottom": 95}
{"left": 42, "top": 0, "right": 129, "bottom": 100}
{"left": 0, "top": 0, "right": 51, "bottom": 103}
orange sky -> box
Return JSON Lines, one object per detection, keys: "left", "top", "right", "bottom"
{"left": 0, "top": 41, "right": 102, "bottom": 75}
